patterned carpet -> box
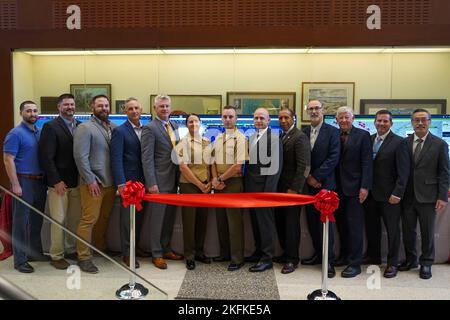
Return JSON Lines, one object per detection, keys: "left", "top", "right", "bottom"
{"left": 175, "top": 262, "right": 280, "bottom": 300}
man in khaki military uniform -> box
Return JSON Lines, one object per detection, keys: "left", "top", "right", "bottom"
{"left": 212, "top": 106, "right": 248, "bottom": 271}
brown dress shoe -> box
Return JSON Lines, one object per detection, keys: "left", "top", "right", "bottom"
{"left": 152, "top": 257, "right": 167, "bottom": 269}
{"left": 50, "top": 259, "right": 70, "bottom": 270}
{"left": 122, "top": 256, "right": 140, "bottom": 269}
{"left": 163, "top": 251, "right": 183, "bottom": 260}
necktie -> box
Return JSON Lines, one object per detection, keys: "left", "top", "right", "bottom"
{"left": 414, "top": 138, "right": 423, "bottom": 164}
{"left": 310, "top": 128, "right": 317, "bottom": 149}
{"left": 165, "top": 122, "right": 176, "bottom": 148}
{"left": 372, "top": 137, "right": 383, "bottom": 159}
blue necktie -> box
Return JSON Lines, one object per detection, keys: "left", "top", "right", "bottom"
{"left": 373, "top": 137, "right": 382, "bottom": 159}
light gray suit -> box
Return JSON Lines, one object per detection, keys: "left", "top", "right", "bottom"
{"left": 141, "top": 118, "right": 180, "bottom": 257}
{"left": 73, "top": 117, "right": 117, "bottom": 187}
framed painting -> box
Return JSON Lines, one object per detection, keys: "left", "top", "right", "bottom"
{"left": 40, "top": 96, "right": 59, "bottom": 113}
{"left": 301, "top": 82, "right": 355, "bottom": 121}
{"left": 115, "top": 100, "right": 126, "bottom": 114}
{"left": 149, "top": 95, "right": 222, "bottom": 115}
{"left": 360, "top": 99, "right": 447, "bottom": 115}
{"left": 70, "top": 84, "right": 111, "bottom": 113}
{"left": 226, "top": 92, "right": 295, "bottom": 115}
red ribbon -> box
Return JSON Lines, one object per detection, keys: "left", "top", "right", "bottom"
{"left": 121, "top": 181, "right": 145, "bottom": 211}
{"left": 121, "top": 180, "right": 339, "bottom": 223}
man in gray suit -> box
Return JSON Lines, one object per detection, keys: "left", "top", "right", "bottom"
{"left": 400, "top": 108, "right": 449, "bottom": 280}
{"left": 141, "top": 94, "right": 183, "bottom": 269}
{"left": 73, "top": 94, "right": 117, "bottom": 273}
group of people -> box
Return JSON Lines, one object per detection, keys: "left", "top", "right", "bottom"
{"left": 3, "top": 93, "right": 448, "bottom": 282}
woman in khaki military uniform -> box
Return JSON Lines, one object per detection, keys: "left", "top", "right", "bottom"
{"left": 175, "top": 114, "right": 212, "bottom": 270}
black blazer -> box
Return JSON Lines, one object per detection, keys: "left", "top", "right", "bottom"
{"left": 39, "top": 116, "right": 81, "bottom": 188}
{"left": 245, "top": 128, "right": 283, "bottom": 192}
{"left": 404, "top": 133, "right": 450, "bottom": 203}
{"left": 336, "top": 126, "right": 373, "bottom": 197}
{"left": 303, "top": 122, "right": 340, "bottom": 191}
{"left": 371, "top": 131, "right": 410, "bottom": 202}
{"left": 278, "top": 127, "right": 310, "bottom": 193}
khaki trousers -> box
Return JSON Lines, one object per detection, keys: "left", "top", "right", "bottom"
{"left": 77, "top": 184, "right": 116, "bottom": 261}
{"left": 48, "top": 187, "right": 81, "bottom": 260}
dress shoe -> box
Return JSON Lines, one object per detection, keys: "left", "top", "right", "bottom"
{"left": 398, "top": 261, "right": 419, "bottom": 271}
{"left": 341, "top": 265, "right": 361, "bottom": 278}
{"left": 213, "top": 256, "right": 231, "bottom": 262}
{"left": 249, "top": 261, "right": 273, "bottom": 272}
{"left": 122, "top": 256, "right": 140, "bottom": 269}
{"left": 152, "top": 257, "right": 167, "bottom": 270}
{"left": 163, "top": 251, "right": 183, "bottom": 260}
{"left": 136, "top": 247, "right": 151, "bottom": 258}
{"left": 419, "top": 265, "right": 432, "bottom": 280}
{"left": 28, "top": 253, "right": 50, "bottom": 262}
{"left": 328, "top": 264, "right": 336, "bottom": 278}
{"left": 195, "top": 254, "right": 212, "bottom": 264}
{"left": 383, "top": 265, "right": 398, "bottom": 278}
{"left": 362, "top": 256, "right": 382, "bottom": 265}
{"left": 333, "top": 257, "right": 348, "bottom": 267}
{"left": 281, "top": 262, "right": 297, "bottom": 274}
{"left": 186, "top": 260, "right": 196, "bottom": 270}
{"left": 77, "top": 259, "right": 99, "bottom": 274}
{"left": 244, "top": 255, "right": 261, "bottom": 263}
{"left": 14, "top": 262, "right": 34, "bottom": 273}
{"left": 64, "top": 252, "right": 78, "bottom": 261}
{"left": 227, "top": 262, "right": 245, "bottom": 271}
{"left": 301, "top": 255, "right": 322, "bottom": 266}
{"left": 50, "top": 259, "right": 70, "bottom": 270}
{"left": 272, "top": 255, "right": 287, "bottom": 264}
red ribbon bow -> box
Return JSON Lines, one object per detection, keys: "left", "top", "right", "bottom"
{"left": 121, "top": 181, "right": 145, "bottom": 211}
{"left": 313, "top": 189, "right": 339, "bottom": 223}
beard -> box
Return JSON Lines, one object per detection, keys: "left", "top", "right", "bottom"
{"left": 94, "top": 111, "right": 109, "bottom": 122}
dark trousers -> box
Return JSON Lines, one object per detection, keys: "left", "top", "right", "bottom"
{"left": 12, "top": 176, "right": 47, "bottom": 266}
{"left": 402, "top": 199, "right": 436, "bottom": 266}
{"left": 249, "top": 209, "right": 263, "bottom": 258}
{"left": 365, "top": 195, "right": 401, "bottom": 266}
{"left": 275, "top": 205, "right": 301, "bottom": 264}
{"left": 215, "top": 177, "right": 244, "bottom": 264}
{"left": 249, "top": 207, "right": 276, "bottom": 263}
{"left": 305, "top": 187, "right": 334, "bottom": 262}
{"left": 180, "top": 183, "right": 208, "bottom": 260}
{"left": 120, "top": 200, "right": 147, "bottom": 257}
{"left": 335, "top": 194, "right": 364, "bottom": 266}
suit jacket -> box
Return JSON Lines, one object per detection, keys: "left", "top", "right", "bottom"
{"left": 39, "top": 116, "right": 81, "bottom": 188}
{"left": 141, "top": 118, "right": 180, "bottom": 192}
{"left": 303, "top": 122, "right": 340, "bottom": 191}
{"left": 404, "top": 133, "right": 450, "bottom": 203}
{"left": 278, "top": 127, "right": 311, "bottom": 193}
{"left": 73, "top": 117, "right": 117, "bottom": 187}
{"left": 370, "top": 131, "right": 409, "bottom": 202}
{"left": 245, "top": 128, "right": 283, "bottom": 192}
{"left": 110, "top": 120, "right": 145, "bottom": 186}
{"left": 336, "top": 126, "right": 373, "bottom": 197}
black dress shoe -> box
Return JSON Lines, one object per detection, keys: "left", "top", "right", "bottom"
{"left": 195, "top": 254, "right": 212, "bottom": 264}
{"left": 227, "top": 262, "right": 245, "bottom": 271}
{"left": 328, "top": 264, "right": 336, "bottom": 278}
{"left": 419, "top": 265, "right": 432, "bottom": 279}
{"left": 301, "top": 255, "right": 322, "bottom": 266}
{"left": 341, "top": 265, "right": 361, "bottom": 278}
{"left": 333, "top": 257, "right": 348, "bottom": 267}
{"left": 186, "top": 260, "right": 196, "bottom": 270}
{"left": 213, "top": 256, "right": 231, "bottom": 262}
{"left": 281, "top": 262, "right": 297, "bottom": 274}
{"left": 249, "top": 261, "right": 273, "bottom": 272}
{"left": 14, "top": 262, "right": 34, "bottom": 273}
{"left": 398, "top": 261, "right": 419, "bottom": 271}
{"left": 383, "top": 265, "right": 398, "bottom": 278}
{"left": 244, "top": 255, "right": 261, "bottom": 263}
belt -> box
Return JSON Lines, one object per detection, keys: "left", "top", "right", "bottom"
{"left": 17, "top": 173, "right": 43, "bottom": 180}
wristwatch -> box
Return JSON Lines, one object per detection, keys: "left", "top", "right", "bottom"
{"left": 217, "top": 176, "right": 223, "bottom": 183}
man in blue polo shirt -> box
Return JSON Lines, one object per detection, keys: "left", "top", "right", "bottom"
{"left": 3, "top": 100, "right": 48, "bottom": 273}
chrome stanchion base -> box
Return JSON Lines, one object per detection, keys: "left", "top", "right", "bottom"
{"left": 307, "top": 289, "right": 340, "bottom": 300}
{"left": 116, "top": 283, "right": 149, "bottom": 300}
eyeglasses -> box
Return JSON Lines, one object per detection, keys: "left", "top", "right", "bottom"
{"left": 412, "top": 117, "right": 430, "bottom": 124}
{"left": 307, "top": 106, "right": 322, "bottom": 112}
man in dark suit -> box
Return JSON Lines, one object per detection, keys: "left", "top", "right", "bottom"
{"left": 302, "top": 100, "right": 340, "bottom": 278}
{"left": 141, "top": 94, "right": 183, "bottom": 270}
{"left": 39, "top": 93, "right": 81, "bottom": 270}
{"left": 111, "top": 97, "right": 150, "bottom": 269}
{"left": 275, "top": 107, "right": 310, "bottom": 274}
{"left": 245, "top": 108, "right": 282, "bottom": 272}
{"left": 400, "top": 108, "right": 449, "bottom": 279}
{"left": 334, "top": 106, "right": 373, "bottom": 278}
{"left": 364, "top": 110, "right": 409, "bottom": 278}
